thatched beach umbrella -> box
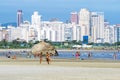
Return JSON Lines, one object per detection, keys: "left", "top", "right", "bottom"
{"left": 31, "top": 41, "right": 58, "bottom": 56}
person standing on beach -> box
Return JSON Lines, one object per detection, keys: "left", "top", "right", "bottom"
{"left": 75, "top": 51, "right": 80, "bottom": 60}
{"left": 6, "top": 52, "right": 11, "bottom": 58}
{"left": 88, "top": 52, "right": 92, "bottom": 58}
{"left": 46, "top": 52, "right": 50, "bottom": 64}
{"left": 12, "top": 55, "right": 16, "bottom": 59}
{"left": 113, "top": 53, "right": 117, "bottom": 60}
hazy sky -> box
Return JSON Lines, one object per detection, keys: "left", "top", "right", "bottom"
{"left": 0, "top": 0, "right": 120, "bottom": 24}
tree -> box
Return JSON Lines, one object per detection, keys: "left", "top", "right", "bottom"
{"left": 104, "top": 42, "right": 110, "bottom": 46}
{"left": 28, "top": 40, "right": 34, "bottom": 48}
{"left": 114, "top": 42, "right": 120, "bottom": 45}
{"left": 77, "top": 40, "right": 82, "bottom": 45}
{"left": 34, "top": 41, "right": 39, "bottom": 44}
{"left": 0, "top": 39, "right": 8, "bottom": 48}
{"left": 71, "top": 40, "right": 77, "bottom": 45}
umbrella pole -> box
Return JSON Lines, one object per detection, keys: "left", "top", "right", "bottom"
{"left": 39, "top": 53, "right": 42, "bottom": 64}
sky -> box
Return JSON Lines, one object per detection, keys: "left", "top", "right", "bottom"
{"left": 0, "top": 0, "right": 120, "bottom": 24}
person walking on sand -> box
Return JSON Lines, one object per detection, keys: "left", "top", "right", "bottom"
{"left": 88, "top": 52, "right": 92, "bottom": 58}
{"left": 113, "top": 53, "right": 117, "bottom": 60}
{"left": 75, "top": 51, "right": 80, "bottom": 60}
{"left": 39, "top": 52, "right": 43, "bottom": 64}
{"left": 12, "top": 55, "right": 16, "bottom": 59}
{"left": 46, "top": 52, "right": 50, "bottom": 64}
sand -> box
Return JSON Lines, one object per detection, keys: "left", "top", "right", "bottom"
{"left": 0, "top": 58, "right": 120, "bottom": 80}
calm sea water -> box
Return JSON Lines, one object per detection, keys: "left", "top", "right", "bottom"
{"left": 57, "top": 51, "right": 120, "bottom": 60}
{"left": 0, "top": 50, "right": 120, "bottom": 60}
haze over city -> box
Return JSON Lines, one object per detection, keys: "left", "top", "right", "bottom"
{"left": 0, "top": 0, "right": 120, "bottom": 24}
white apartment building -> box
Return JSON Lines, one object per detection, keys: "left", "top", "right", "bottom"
{"left": 72, "top": 24, "right": 81, "bottom": 41}
{"left": 109, "top": 25, "right": 115, "bottom": 43}
{"left": 72, "top": 23, "right": 77, "bottom": 40}
{"left": 22, "top": 28, "right": 29, "bottom": 42}
{"left": 104, "top": 25, "right": 115, "bottom": 44}
{"left": 7, "top": 26, "right": 23, "bottom": 42}
{"left": 104, "top": 26, "right": 110, "bottom": 43}
{"left": 19, "top": 21, "right": 30, "bottom": 42}
{"left": 41, "top": 21, "right": 82, "bottom": 42}
{"left": 31, "top": 11, "right": 41, "bottom": 25}
{"left": 104, "top": 22, "right": 115, "bottom": 44}
{"left": 31, "top": 11, "right": 41, "bottom": 41}
{"left": 41, "top": 21, "right": 65, "bottom": 42}
{"left": 0, "top": 27, "right": 5, "bottom": 41}
{"left": 114, "top": 25, "right": 120, "bottom": 43}
{"left": 7, "top": 26, "right": 29, "bottom": 42}
{"left": 91, "top": 12, "right": 104, "bottom": 43}
{"left": 64, "top": 23, "right": 73, "bottom": 41}
{"left": 20, "top": 21, "right": 30, "bottom": 29}
{"left": 78, "top": 8, "right": 90, "bottom": 41}
{"left": 28, "top": 26, "right": 36, "bottom": 42}
{"left": 41, "top": 27, "right": 57, "bottom": 42}
{"left": 0, "top": 30, "right": 3, "bottom": 41}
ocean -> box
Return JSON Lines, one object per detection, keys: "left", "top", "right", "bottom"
{"left": 0, "top": 50, "right": 120, "bottom": 60}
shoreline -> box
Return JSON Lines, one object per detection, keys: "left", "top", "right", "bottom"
{"left": 0, "top": 56, "right": 120, "bottom": 68}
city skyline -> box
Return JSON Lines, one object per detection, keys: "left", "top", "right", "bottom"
{"left": 0, "top": 0, "right": 120, "bottom": 24}
{"left": 0, "top": 10, "right": 119, "bottom": 44}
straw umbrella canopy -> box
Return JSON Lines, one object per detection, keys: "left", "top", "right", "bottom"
{"left": 31, "top": 41, "right": 56, "bottom": 56}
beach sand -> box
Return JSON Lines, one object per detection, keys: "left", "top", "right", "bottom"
{"left": 0, "top": 57, "right": 120, "bottom": 80}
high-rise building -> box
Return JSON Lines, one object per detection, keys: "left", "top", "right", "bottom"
{"left": 70, "top": 12, "right": 78, "bottom": 24}
{"left": 91, "top": 12, "right": 104, "bottom": 43}
{"left": 41, "top": 21, "right": 65, "bottom": 42}
{"left": 64, "top": 25, "right": 73, "bottom": 41}
{"left": 104, "top": 25, "right": 115, "bottom": 44}
{"left": 17, "top": 10, "right": 23, "bottom": 27}
{"left": 78, "top": 8, "right": 90, "bottom": 41}
{"left": 114, "top": 25, "right": 120, "bottom": 42}
{"left": 7, "top": 27, "right": 22, "bottom": 41}
{"left": 31, "top": 11, "right": 41, "bottom": 25}
{"left": 31, "top": 11, "right": 41, "bottom": 41}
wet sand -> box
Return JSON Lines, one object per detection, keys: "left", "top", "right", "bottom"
{"left": 0, "top": 57, "right": 120, "bottom": 80}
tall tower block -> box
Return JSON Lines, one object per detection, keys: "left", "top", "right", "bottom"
{"left": 17, "top": 10, "right": 23, "bottom": 27}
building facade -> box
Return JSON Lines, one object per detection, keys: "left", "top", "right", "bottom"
{"left": 70, "top": 12, "right": 78, "bottom": 24}
{"left": 31, "top": 11, "right": 41, "bottom": 41}
{"left": 78, "top": 8, "right": 90, "bottom": 41}
{"left": 17, "top": 10, "right": 23, "bottom": 27}
{"left": 91, "top": 12, "right": 104, "bottom": 43}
